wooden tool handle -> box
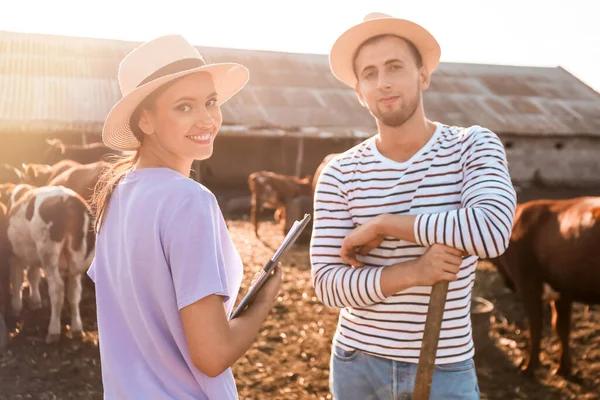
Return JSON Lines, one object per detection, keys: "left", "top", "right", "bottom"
{"left": 413, "top": 280, "right": 450, "bottom": 400}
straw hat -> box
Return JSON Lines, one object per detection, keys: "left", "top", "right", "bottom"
{"left": 329, "top": 13, "right": 441, "bottom": 88}
{"left": 102, "top": 34, "right": 249, "bottom": 151}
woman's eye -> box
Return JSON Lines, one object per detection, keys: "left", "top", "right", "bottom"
{"left": 206, "top": 99, "right": 217, "bottom": 107}
{"left": 177, "top": 104, "right": 192, "bottom": 112}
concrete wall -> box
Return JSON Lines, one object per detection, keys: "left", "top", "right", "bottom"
{"left": 500, "top": 135, "right": 600, "bottom": 187}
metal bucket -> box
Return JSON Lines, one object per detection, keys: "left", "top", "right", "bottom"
{"left": 471, "top": 296, "right": 494, "bottom": 353}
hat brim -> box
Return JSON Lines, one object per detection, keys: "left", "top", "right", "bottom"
{"left": 329, "top": 18, "right": 441, "bottom": 88}
{"left": 102, "top": 63, "right": 249, "bottom": 151}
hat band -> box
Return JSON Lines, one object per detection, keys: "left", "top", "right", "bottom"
{"left": 137, "top": 58, "right": 206, "bottom": 87}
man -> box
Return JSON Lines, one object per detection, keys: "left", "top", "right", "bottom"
{"left": 310, "top": 13, "right": 516, "bottom": 399}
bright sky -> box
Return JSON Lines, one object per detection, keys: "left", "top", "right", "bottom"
{"left": 2, "top": 0, "right": 599, "bottom": 92}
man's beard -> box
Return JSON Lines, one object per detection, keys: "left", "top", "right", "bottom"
{"left": 373, "top": 89, "right": 421, "bottom": 127}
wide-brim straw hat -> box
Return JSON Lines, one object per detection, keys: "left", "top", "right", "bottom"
{"left": 329, "top": 12, "right": 441, "bottom": 88}
{"left": 102, "top": 34, "right": 249, "bottom": 151}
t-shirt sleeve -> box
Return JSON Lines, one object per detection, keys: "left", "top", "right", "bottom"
{"left": 87, "top": 261, "right": 96, "bottom": 283}
{"left": 163, "top": 190, "right": 230, "bottom": 310}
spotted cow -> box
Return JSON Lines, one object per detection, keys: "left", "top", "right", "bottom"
{"left": 7, "top": 185, "right": 95, "bottom": 343}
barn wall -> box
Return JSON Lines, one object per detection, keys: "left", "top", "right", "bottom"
{"left": 3, "top": 129, "right": 599, "bottom": 194}
{"left": 199, "top": 135, "right": 360, "bottom": 193}
{"left": 500, "top": 135, "right": 600, "bottom": 187}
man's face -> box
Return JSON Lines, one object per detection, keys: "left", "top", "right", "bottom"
{"left": 354, "top": 36, "right": 428, "bottom": 127}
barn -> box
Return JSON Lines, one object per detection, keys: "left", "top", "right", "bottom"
{"left": 1, "top": 30, "right": 599, "bottom": 200}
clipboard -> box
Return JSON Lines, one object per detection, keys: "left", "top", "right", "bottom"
{"left": 230, "top": 213, "right": 312, "bottom": 320}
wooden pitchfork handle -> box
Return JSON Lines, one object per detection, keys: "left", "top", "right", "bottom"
{"left": 413, "top": 280, "right": 449, "bottom": 400}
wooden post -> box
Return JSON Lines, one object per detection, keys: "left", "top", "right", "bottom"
{"left": 413, "top": 281, "right": 449, "bottom": 400}
{"left": 295, "top": 136, "right": 305, "bottom": 177}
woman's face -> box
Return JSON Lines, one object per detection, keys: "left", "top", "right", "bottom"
{"left": 138, "top": 72, "right": 223, "bottom": 162}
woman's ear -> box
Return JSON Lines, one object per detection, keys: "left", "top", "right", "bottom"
{"left": 137, "top": 109, "right": 154, "bottom": 136}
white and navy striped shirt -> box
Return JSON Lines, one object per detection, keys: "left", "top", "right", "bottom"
{"left": 310, "top": 122, "right": 516, "bottom": 364}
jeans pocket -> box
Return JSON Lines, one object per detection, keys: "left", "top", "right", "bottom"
{"left": 434, "top": 358, "right": 475, "bottom": 372}
{"left": 332, "top": 343, "right": 360, "bottom": 362}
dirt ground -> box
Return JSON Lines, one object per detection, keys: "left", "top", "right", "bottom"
{"left": 0, "top": 220, "right": 598, "bottom": 400}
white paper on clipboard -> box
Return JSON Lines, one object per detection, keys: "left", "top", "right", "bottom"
{"left": 230, "top": 213, "right": 312, "bottom": 319}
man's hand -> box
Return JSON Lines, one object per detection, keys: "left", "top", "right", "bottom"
{"left": 340, "top": 216, "right": 385, "bottom": 267}
{"left": 409, "top": 244, "right": 465, "bottom": 286}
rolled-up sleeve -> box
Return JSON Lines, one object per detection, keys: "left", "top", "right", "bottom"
{"left": 413, "top": 126, "right": 517, "bottom": 259}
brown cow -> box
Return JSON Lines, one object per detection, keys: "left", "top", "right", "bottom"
{"left": 0, "top": 184, "right": 15, "bottom": 207}
{"left": 312, "top": 153, "right": 340, "bottom": 194}
{"left": 488, "top": 196, "right": 600, "bottom": 377}
{"left": 248, "top": 171, "right": 312, "bottom": 237}
{"left": 0, "top": 164, "right": 23, "bottom": 184}
{"left": 48, "top": 161, "right": 109, "bottom": 203}
{"left": 21, "top": 160, "right": 82, "bottom": 187}
{"left": 0, "top": 183, "right": 34, "bottom": 210}
{"left": 43, "top": 138, "right": 121, "bottom": 165}
{"left": 7, "top": 184, "right": 95, "bottom": 343}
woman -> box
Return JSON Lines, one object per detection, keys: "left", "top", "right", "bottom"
{"left": 88, "top": 35, "right": 282, "bottom": 399}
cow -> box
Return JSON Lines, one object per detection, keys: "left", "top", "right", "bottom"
{"left": 0, "top": 202, "right": 10, "bottom": 353}
{"left": 488, "top": 196, "right": 600, "bottom": 377}
{"left": 0, "top": 164, "right": 23, "bottom": 184}
{"left": 312, "top": 153, "right": 340, "bottom": 194}
{"left": 43, "top": 138, "right": 121, "bottom": 165}
{"left": 21, "top": 160, "right": 81, "bottom": 187}
{"left": 0, "top": 183, "right": 33, "bottom": 210}
{"left": 0, "top": 184, "right": 15, "bottom": 207}
{"left": 48, "top": 161, "right": 109, "bottom": 203}
{"left": 6, "top": 184, "right": 95, "bottom": 343}
{"left": 248, "top": 171, "right": 313, "bottom": 238}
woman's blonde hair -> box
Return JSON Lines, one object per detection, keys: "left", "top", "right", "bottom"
{"left": 91, "top": 79, "right": 181, "bottom": 232}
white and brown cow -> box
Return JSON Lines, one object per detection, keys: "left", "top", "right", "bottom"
{"left": 7, "top": 185, "right": 95, "bottom": 343}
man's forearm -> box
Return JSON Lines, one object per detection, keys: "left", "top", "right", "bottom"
{"left": 380, "top": 259, "right": 419, "bottom": 297}
{"left": 377, "top": 214, "right": 417, "bottom": 243}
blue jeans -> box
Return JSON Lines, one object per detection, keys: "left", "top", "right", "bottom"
{"left": 330, "top": 344, "right": 480, "bottom": 400}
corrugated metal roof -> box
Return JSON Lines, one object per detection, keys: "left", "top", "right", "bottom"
{"left": 0, "top": 30, "right": 599, "bottom": 137}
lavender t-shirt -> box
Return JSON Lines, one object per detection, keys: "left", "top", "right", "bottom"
{"left": 88, "top": 168, "right": 244, "bottom": 399}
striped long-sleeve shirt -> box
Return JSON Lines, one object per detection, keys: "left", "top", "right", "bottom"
{"left": 310, "top": 122, "right": 517, "bottom": 364}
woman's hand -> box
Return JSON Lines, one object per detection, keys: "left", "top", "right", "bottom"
{"left": 252, "top": 263, "right": 283, "bottom": 306}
